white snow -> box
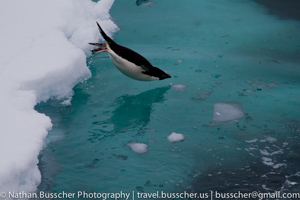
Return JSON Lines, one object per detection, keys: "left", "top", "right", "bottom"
{"left": 167, "top": 132, "right": 185, "bottom": 143}
{"left": 0, "top": 0, "right": 117, "bottom": 194}
{"left": 212, "top": 102, "right": 245, "bottom": 122}
{"left": 127, "top": 143, "right": 149, "bottom": 155}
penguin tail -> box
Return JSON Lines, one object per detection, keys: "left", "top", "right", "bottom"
{"left": 96, "top": 22, "right": 115, "bottom": 45}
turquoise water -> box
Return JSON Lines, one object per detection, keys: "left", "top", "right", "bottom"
{"left": 36, "top": 0, "right": 300, "bottom": 198}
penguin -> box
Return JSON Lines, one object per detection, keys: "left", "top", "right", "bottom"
{"left": 89, "top": 22, "right": 171, "bottom": 81}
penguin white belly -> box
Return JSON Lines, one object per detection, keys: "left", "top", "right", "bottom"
{"left": 107, "top": 49, "right": 158, "bottom": 81}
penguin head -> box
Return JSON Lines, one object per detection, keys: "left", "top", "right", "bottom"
{"left": 159, "top": 72, "right": 171, "bottom": 80}
{"left": 152, "top": 67, "right": 171, "bottom": 80}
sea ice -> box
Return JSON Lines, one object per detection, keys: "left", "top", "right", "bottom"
{"left": 212, "top": 102, "right": 245, "bottom": 122}
{"left": 247, "top": 79, "right": 278, "bottom": 90}
{"left": 170, "top": 83, "right": 187, "bottom": 92}
{"left": 273, "top": 163, "right": 287, "bottom": 169}
{"left": 260, "top": 136, "right": 277, "bottom": 143}
{"left": 127, "top": 143, "right": 149, "bottom": 155}
{"left": 167, "top": 132, "right": 185, "bottom": 143}
{"left": 136, "top": 0, "right": 154, "bottom": 6}
{"left": 245, "top": 139, "right": 258, "bottom": 143}
{"left": 262, "top": 157, "right": 274, "bottom": 166}
{"left": 61, "top": 97, "right": 72, "bottom": 106}
{"left": 193, "top": 90, "right": 213, "bottom": 101}
{"left": 0, "top": 0, "right": 117, "bottom": 194}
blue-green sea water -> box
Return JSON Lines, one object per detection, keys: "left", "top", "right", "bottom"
{"left": 36, "top": 0, "right": 300, "bottom": 199}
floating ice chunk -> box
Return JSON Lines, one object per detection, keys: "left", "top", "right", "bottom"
{"left": 193, "top": 90, "right": 213, "bottom": 101}
{"left": 247, "top": 79, "right": 278, "bottom": 90}
{"left": 283, "top": 142, "right": 289, "bottom": 147}
{"left": 273, "top": 163, "right": 287, "bottom": 169}
{"left": 260, "top": 149, "right": 271, "bottom": 156}
{"left": 167, "top": 132, "right": 185, "bottom": 143}
{"left": 284, "top": 180, "right": 298, "bottom": 186}
{"left": 271, "top": 150, "right": 283, "bottom": 155}
{"left": 61, "top": 97, "right": 72, "bottom": 106}
{"left": 147, "top": 139, "right": 156, "bottom": 143}
{"left": 268, "top": 82, "right": 278, "bottom": 88}
{"left": 127, "top": 143, "right": 149, "bottom": 155}
{"left": 260, "top": 136, "right": 277, "bottom": 143}
{"left": 262, "top": 157, "right": 274, "bottom": 166}
{"left": 295, "top": 172, "right": 300, "bottom": 177}
{"left": 212, "top": 102, "right": 245, "bottom": 122}
{"left": 170, "top": 83, "right": 187, "bottom": 92}
{"left": 243, "top": 89, "right": 256, "bottom": 93}
{"left": 245, "top": 138, "right": 258, "bottom": 143}
{"left": 136, "top": 0, "right": 154, "bottom": 6}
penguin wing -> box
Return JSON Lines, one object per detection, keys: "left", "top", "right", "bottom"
{"left": 140, "top": 64, "right": 151, "bottom": 72}
{"left": 141, "top": 66, "right": 159, "bottom": 77}
{"left": 114, "top": 45, "right": 154, "bottom": 71}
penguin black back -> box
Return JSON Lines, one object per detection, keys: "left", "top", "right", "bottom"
{"left": 97, "top": 22, "right": 154, "bottom": 70}
{"left": 92, "top": 22, "right": 171, "bottom": 81}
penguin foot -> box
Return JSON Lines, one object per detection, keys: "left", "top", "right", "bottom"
{"left": 89, "top": 43, "right": 107, "bottom": 53}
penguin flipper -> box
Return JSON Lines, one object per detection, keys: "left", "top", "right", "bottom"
{"left": 140, "top": 65, "right": 153, "bottom": 76}
{"left": 141, "top": 71, "right": 151, "bottom": 76}
{"left": 140, "top": 65, "right": 151, "bottom": 72}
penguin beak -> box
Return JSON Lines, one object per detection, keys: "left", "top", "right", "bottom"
{"left": 160, "top": 74, "right": 171, "bottom": 80}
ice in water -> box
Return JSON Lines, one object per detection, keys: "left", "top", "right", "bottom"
{"left": 127, "top": 143, "right": 149, "bottom": 155}
{"left": 167, "top": 132, "right": 185, "bottom": 143}
{"left": 169, "top": 83, "right": 187, "bottom": 92}
{"left": 212, "top": 102, "right": 245, "bottom": 122}
{"left": 0, "top": 0, "right": 117, "bottom": 194}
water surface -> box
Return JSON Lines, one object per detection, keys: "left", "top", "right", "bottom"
{"left": 37, "top": 0, "right": 300, "bottom": 198}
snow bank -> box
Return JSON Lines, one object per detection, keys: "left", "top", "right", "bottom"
{"left": 0, "top": 0, "right": 117, "bottom": 194}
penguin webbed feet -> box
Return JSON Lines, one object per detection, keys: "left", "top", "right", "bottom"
{"left": 89, "top": 43, "right": 107, "bottom": 53}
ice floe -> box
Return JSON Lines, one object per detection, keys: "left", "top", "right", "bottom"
{"left": 170, "top": 83, "right": 187, "bottom": 92}
{"left": 0, "top": 0, "right": 117, "bottom": 194}
{"left": 212, "top": 102, "right": 245, "bottom": 122}
{"left": 167, "top": 132, "right": 185, "bottom": 143}
{"left": 127, "top": 143, "right": 149, "bottom": 155}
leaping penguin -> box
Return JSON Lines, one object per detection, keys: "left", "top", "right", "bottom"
{"left": 89, "top": 22, "right": 171, "bottom": 81}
